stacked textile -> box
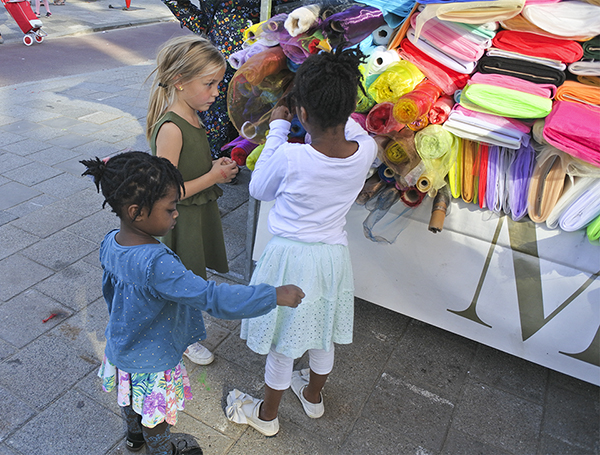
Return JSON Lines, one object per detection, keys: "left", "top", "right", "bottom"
{"left": 227, "top": 0, "right": 600, "bottom": 244}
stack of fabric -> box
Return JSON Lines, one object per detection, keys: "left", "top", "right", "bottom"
{"left": 226, "top": 0, "right": 600, "bottom": 244}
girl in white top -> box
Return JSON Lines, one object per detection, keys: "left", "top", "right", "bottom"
{"left": 226, "top": 47, "right": 377, "bottom": 436}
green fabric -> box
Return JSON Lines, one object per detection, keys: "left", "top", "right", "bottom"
{"left": 150, "top": 111, "right": 228, "bottom": 276}
{"left": 461, "top": 84, "right": 552, "bottom": 119}
{"left": 587, "top": 213, "right": 600, "bottom": 243}
{"left": 582, "top": 35, "right": 600, "bottom": 60}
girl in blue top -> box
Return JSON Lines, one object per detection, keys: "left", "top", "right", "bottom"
{"left": 81, "top": 151, "right": 304, "bottom": 455}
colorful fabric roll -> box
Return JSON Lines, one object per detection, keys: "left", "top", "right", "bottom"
{"left": 491, "top": 30, "right": 583, "bottom": 63}
{"left": 393, "top": 80, "right": 442, "bottom": 124}
{"left": 476, "top": 55, "right": 566, "bottom": 86}
{"left": 469, "top": 72, "right": 556, "bottom": 98}
{"left": 460, "top": 80, "right": 553, "bottom": 119}
{"left": 229, "top": 43, "right": 271, "bottom": 70}
{"left": 581, "top": 36, "right": 600, "bottom": 60}
{"left": 507, "top": 142, "right": 535, "bottom": 221}
{"left": 485, "top": 145, "right": 502, "bottom": 212}
{"left": 558, "top": 179, "right": 600, "bottom": 232}
{"left": 587, "top": 213, "right": 600, "bottom": 243}
{"left": 398, "top": 186, "right": 427, "bottom": 208}
{"left": 543, "top": 101, "right": 600, "bottom": 167}
{"left": 486, "top": 48, "right": 566, "bottom": 71}
{"left": 380, "top": 129, "right": 422, "bottom": 186}
{"left": 321, "top": 5, "right": 386, "bottom": 47}
{"left": 428, "top": 96, "right": 455, "bottom": 124}
{"left": 448, "top": 137, "right": 463, "bottom": 199}
{"left": 398, "top": 39, "right": 471, "bottom": 95}
{"left": 406, "top": 29, "right": 478, "bottom": 74}
{"left": 461, "top": 139, "right": 479, "bottom": 203}
{"left": 284, "top": 5, "right": 320, "bottom": 37}
{"left": 527, "top": 146, "right": 570, "bottom": 223}
{"left": 367, "top": 61, "right": 425, "bottom": 104}
{"left": 546, "top": 177, "right": 597, "bottom": 229}
{"left": 500, "top": 14, "right": 595, "bottom": 41}
{"left": 478, "top": 143, "right": 489, "bottom": 208}
{"left": 365, "top": 46, "right": 401, "bottom": 78}
{"left": 239, "top": 46, "right": 288, "bottom": 86}
{"left": 555, "top": 81, "right": 600, "bottom": 106}
{"left": 414, "top": 125, "right": 459, "bottom": 195}
{"left": 568, "top": 61, "right": 600, "bottom": 77}
{"left": 577, "top": 76, "right": 600, "bottom": 88}
{"left": 522, "top": 1, "right": 600, "bottom": 38}
{"left": 366, "top": 102, "right": 404, "bottom": 134}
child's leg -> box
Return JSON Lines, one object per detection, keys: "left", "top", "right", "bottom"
{"left": 142, "top": 421, "right": 172, "bottom": 455}
{"left": 34, "top": 0, "right": 40, "bottom": 14}
{"left": 42, "top": 0, "right": 50, "bottom": 13}
{"left": 262, "top": 347, "right": 294, "bottom": 420}
{"left": 305, "top": 345, "right": 335, "bottom": 403}
{"left": 121, "top": 404, "right": 145, "bottom": 451}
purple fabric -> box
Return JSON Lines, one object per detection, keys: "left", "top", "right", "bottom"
{"left": 507, "top": 142, "right": 535, "bottom": 221}
{"left": 321, "top": 6, "right": 386, "bottom": 46}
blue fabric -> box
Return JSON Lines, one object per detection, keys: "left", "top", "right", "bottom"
{"left": 100, "top": 230, "right": 277, "bottom": 373}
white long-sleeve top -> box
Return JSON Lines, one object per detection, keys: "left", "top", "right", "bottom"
{"left": 250, "top": 117, "right": 378, "bottom": 245}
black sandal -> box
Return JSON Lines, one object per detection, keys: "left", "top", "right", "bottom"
{"left": 125, "top": 431, "right": 145, "bottom": 452}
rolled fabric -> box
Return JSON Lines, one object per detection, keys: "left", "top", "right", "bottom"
{"left": 365, "top": 46, "right": 401, "bottom": 78}
{"left": 448, "top": 137, "right": 463, "bottom": 199}
{"left": 555, "top": 81, "right": 600, "bottom": 106}
{"left": 578, "top": 75, "right": 600, "bottom": 87}
{"left": 428, "top": 184, "right": 451, "bottom": 233}
{"left": 378, "top": 163, "right": 397, "bottom": 184}
{"left": 469, "top": 72, "right": 557, "bottom": 98}
{"left": 428, "top": 95, "right": 455, "bottom": 125}
{"left": 366, "top": 102, "right": 404, "bottom": 134}
{"left": 522, "top": 1, "right": 600, "bottom": 38}
{"left": 460, "top": 81, "right": 553, "bottom": 119}
{"left": 350, "top": 112, "right": 368, "bottom": 131}
{"left": 500, "top": 14, "right": 595, "bottom": 41}
{"left": 587, "top": 213, "right": 600, "bottom": 243}
{"left": 486, "top": 48, "right": 566, "bottom": 71}
{"left": 367, "top": 61, "right": 425, "bottom": 104}
{"left": 546, "top": 177, "right": 597, "bottom": 229}
{"left": 284, "top": 4, "right": 320, "bottom": 37}
{"left": 443, "top": 104, "right": 531, "bottom": 149}
{"left": 485, "top": 145, "right": 501, "bottom": 212}
{"left": 321, "top": 5, "right": 386, "bottom": 47}
{"left": 356, "top": 174, "right": 388, "bottom": 205}
{"left": 491, "top": 30, "right": 583, "bottom": 63}
{"left": 534, "top": 141, "right": 600, "bottom": 179}
{"left": 231, "top": 139, "right": 258, "bottom": 166}
{"left": 451, "top": 21, "right": 499, "bottom": 41}
{"left": 461, "top": 139, "right": 479, "bottom": 204}
{"left": 288, "top": 116, "right": 307, "bottom": 139}
{"left": 415, "top": 125, "right": 460, "bottom": 195}
{"left": 476, "top": 55, "right": 566, "bottom": 86}
{"left": 229, "top": 43, "right": 271, "bottom": 70}
{"left": 380, "top": 128, "right": 422, "bottom": 182}
{"left": 507, "top": 142, "right": 535, "bottom": 220}
{"left": 393, "top": 80, "right": 443, "bottom": 124}
{"left": 406, "top": 29, "right": 478, "bottom": 75}
{"left": 558, "top": 179, "right": 600, "bottom": 232}
{"left": 239, "top": 46, "right": 288, "bottom": 86}
{"left": 245, "top": 143, "right": 265, "bottom": 171}
{"left": 281, "top": 30, "right": 326, "bottom": 65}
{"left": 407, "top": 114, "right": 430, "bottom": 131}
{"left": 581, "top": 36, "right": 600, "bottom": 60}
{"left": 478, "top": 143, "right": 489, "bottom": 209}
{"left": 398, "top": 185, "right": 427, "bottom": 208}
{"left": 398, "top": 39, "right": 471, "bottom": 95}
{"left": 543, "top": 101, "right": 600, "bottom": 167}
{"left": 527, "top": 146, "right": 570, "bottom": 223}
{"left": 410, "top": 13, "right": 491, "bottom": 63}
{"left": 372, "top": 24, "right": 395, "bottom": 46}
{"left": 568, "top": 61, "right": 600, "bottom": 77}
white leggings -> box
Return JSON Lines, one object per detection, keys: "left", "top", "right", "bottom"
{"left": 265, "top": 344, "right": 335, "bottom": 391}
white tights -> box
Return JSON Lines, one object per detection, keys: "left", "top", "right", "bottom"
{"left": 264, "top": 344, "right": 335, "bottom": 391}
{"left": 35, "top": 0, "right": 50, "bottom": 15}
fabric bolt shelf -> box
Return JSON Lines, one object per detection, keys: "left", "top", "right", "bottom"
{"left": 476, "top": 55, "right": 566, "bottom": 86}
{"left": 491, "top": 30, "right": 583, "bottom": 63}
{"left": 393, "top": 80, "right": 442, "bottom": 124}
{"left": 398, "top": 39, "right": 471, "bottom": 95}
{"left": 543, "top": 100, "right": 600, "bottom": 167}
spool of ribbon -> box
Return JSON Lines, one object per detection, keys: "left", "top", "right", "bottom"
{"left": 526, "top": 146, "right": 569, "bottom": 223}
{"left": 555, "top": 81, "right": 600, "bottom": 106}
{"left": 491, "top": 30, "right": 583, "bottom": 63}
{"left": 393, "top": 80, "right": 443, "bottom": 124}
{"left": 398, "top": 38, "right": 470, "bottom": 95}
{"left": 428, "top": 96, "right": 455, "bottom": 125}
{"left": 428, "top": 184, "right": 451, "bottom": 233}
{"left": 367, "top": 60, "right": 425, "bottom": 104}
{"left": 542, "top": 101, "right": 600, "bottom": 167}
{"left": 366, "top": 102, "right": 404, "bottom": 134}
{"left": 558, "top": 179, "right": 600, "bottom": 232}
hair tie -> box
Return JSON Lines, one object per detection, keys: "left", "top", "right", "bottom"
{"left": 158, "top": 82, "right": 168, "bottom": 88}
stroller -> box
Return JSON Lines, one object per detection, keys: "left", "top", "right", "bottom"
{"left": 2, "top": 0, "right": 46, "bottom": 45}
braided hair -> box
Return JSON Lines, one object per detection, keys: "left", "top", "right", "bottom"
{"left": 80, "top": 151, "right": 185, "bottom": 220}
{"left": 289, "top": 46, "right": 366, "bottom": 129}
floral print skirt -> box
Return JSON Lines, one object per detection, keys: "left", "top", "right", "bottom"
{"left": 98, "top": 355, "right": 192, "bottom": 428}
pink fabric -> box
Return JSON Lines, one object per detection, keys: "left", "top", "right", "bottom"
{"left": 469, "top": 72, "right": 556, "bottom": 98}
{"left": 454, "top": 105, "right": 531, "bottom": 134}
{"left": 543, "top": 101, "right": 600, "bottom": 167}
{"left": 366, "top": 102, "right": 404, "bottom": 134}
{"left": 428, "top": 96, "right": 455, "bottom": 124}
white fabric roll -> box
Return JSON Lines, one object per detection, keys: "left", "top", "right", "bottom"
{"left": 372, "top": 24, "right": 394, "bottom": 46}
{"left": 568, "top": 61, "right": 600, "bottom": 76}
{"left": 523, "top": 1, "right": 600, "bottom": 37}
{"left": 546, "top": 177, "right": 596, "bottom": 229}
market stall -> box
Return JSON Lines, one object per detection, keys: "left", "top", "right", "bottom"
{"left": 225, "top": 0, "right": 600, "bottom": 385}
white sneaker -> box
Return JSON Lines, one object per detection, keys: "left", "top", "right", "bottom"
{"left": 225, "top": 389, "right": 279, "bottom": 436}
{"left": 183, "top": 342, "right": 214, "bottom": 365}
{"left": 291, "top": 369, "right": 324, "bottom": 418}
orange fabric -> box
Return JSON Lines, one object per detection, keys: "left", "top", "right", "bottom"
{"left": 555, "top": 81, "right": 600, "bottom": 106}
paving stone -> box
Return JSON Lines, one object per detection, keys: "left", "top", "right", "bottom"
{"left": 0, "top": 385, "right": 36, "bottom": 443}
{"left": 0, "top": 131, "right": 25, "bottom": 148}
{"left": 5, "top": 193, "right": 58, "bottom": 218}
{"left": 34, "top": 260, "right": 103, "bottom": 311}
{"left": 51, "top": 187, "right": 104, "bottom": 217}
{"left": 0, "top": 224, "right": 39, "bottom": 260}
{"left": 21, "top": 230, "right": 97, "bottom": 271}
{"left": 452, "top": 380, "right": 543, "bottom": 454}
{"left": 0, "top": 443, "right": 19, "bottom": 455}
{"left": 32, "top": 172, "right": 89, "bottom": 198}
{"left": 0, "top": 153, "right": 30, "bottom": 173}
{"left": 222, "top": 203, "right": 249, "bottom": 261}
{"left": 0, "top": 211, "right": 17, "bottom": 227}
{"left": 441, "top": 428, "right": 513, "bottom": 455}
{"left": 3, "top": 161, "right": 63, "bottom": 186}
{"left": 47, "top": 132, "right": 96, "bottom": 150}
{"left": 77, "top": 111, "right": 125, "bottom": 125}
{"left": 28, "top": 145, "right": 81, "bottom": 165}
{"left": 0, "top": 338, "right": 17, "bottom": 362}
{"left": 0, "top": 181, "right": 41, "bottom": 210}
{"left": 5, "top": 389, "right": 122, "bottom": 455}
{"left": 0, "top": 120, "right": 43, "bottom": 135}
{"left": 0, "top": 289, "right": 73, "bottom": 348}
{"left": 0, "top": 332, "right": 99, "bottom": 410}
{"left": 65, "top": 208, "right": 120, "bottom": 244}
{"left": 11, "top": 205, "right": 81, "bottom": 238}
{"left": 169, "top": 413, "right": 235, "bottom": 455}
{"left": 1, "top": 137, "right": 53, "bottom": 157}
{"left": 75, "top": 369, "right": 122, "bottom": 418}
{"left": 0, "top": 254, "right": 53, "bottom": 302}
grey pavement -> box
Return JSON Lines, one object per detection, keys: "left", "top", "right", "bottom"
{"left": 1, "top": 2, "right": 599, "bottom": 455}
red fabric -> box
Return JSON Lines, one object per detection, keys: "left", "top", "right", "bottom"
{"left": 491, "top": 30, "right": 583, "bottom": 64}
{"left": 477, "top": 144, "right": 488, "bottom": 209}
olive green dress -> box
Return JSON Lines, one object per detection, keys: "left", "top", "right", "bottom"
{"left": 150, "top": 112, "right": 228, "bottom": 279}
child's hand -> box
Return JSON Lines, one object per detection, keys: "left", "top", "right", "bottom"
{"left": 275, "top": 285, "right": 305, "bottom": 308}
{"left": 211, "top": 158, "right": 239, "bottom": 183}
{"left": 270, "top": 105, "right": 293, "bottom": 123}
